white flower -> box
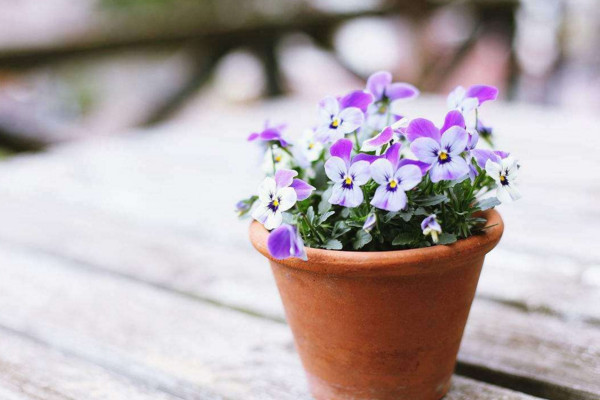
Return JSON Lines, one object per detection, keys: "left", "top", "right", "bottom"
{"left": 261, "top": 146, "right": 292, "bottom": 174}
{"left": 485, "top": 157, "right": 521, "bottom": 203}
{"left": 298, "top": 129, "right": 323, "bottom": 163}
{"left": 314, "top": 96, "right": 364, "bottom": 143}
{"left": 251, "top": 176, "right": 297, "bottom": 230}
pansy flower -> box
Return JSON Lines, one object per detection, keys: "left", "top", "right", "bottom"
{"left": 262, "top": 146, "right": 292, "bottom": 173}
{"left": 485, "top": 157, "right": 521, "bottom": 203}
{"left": 421, "top": 215, "right": 442, "bottom": 243}
{"left": 324, "top": 139, "right": 371, "bottom": 208}
{"left": 363, "top": 213, "right": 377, "bottom": 233}
{"left": 370, "top": 143, "right": 422, "bottom": 212}
{"left": 315, "top": 96, "right": 365, "bottom": 144}
{"left": 297, "top": 128, "right": 323, "bottom": 164}
{"left": 447, "top": 85, "right": 498, "bottom": 113}
{"left": 365, "top": 71, "right": 419, "bottom": 130}
{"left": 252, "top": 169, "right": 314, "bottom": 229}
{"left": 267, "top": 224, "right": 307, "bottom": 260}
{"left": 247, "top": 121, "right": 288, "bottom": 147}
{"left": 408, "top": 116, "right": 470, "bottom": 183}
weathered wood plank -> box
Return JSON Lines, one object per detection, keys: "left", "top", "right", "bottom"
{"left": 1, "top": 194, "right": 598, "bottom": 326}
{"left": 0, "top": 327, "right": 178, "bottom": 400}
{"left": 0, "top": 244, "right": 541, "bottom": 400}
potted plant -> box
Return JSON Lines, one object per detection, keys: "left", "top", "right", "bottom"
{"left": 238, "top": 71, "right": 521, "bottom": 400}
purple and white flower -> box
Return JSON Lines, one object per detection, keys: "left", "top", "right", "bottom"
{"left": 421, "top": 215, "right": 442, "bottom": 243}
{"left": 361, "top": 126, "right": 395, "bottom": 153}
{"left": 297, "top": 128, "right": 323, "bottom": 163}
{"left": 365, "top": 71, "right": 419, "bottom": 130}
{"left": 252, "top": 169, "right": 314, "bottom": 229}
{"left": 485, "top": 157, "right": 521, "bottom": 203}
{"left": 315, "top": 96, "right": 364, "bottom": 143}
{"left": 267, "top": 224, "right": 307, "bottom": 260}
{"left": 370, "top": 143, "right": 422, "bottom": 212}
{"left": 324, "top": 139, "right": 371, "bottom": 208}
{"left": 409, "top": 118, "right": 470, "bottom": 183}
{"left": 247, "top": 121, "right": 288, "bottom": 147}
{"left": 447, "top": 85, "right": 498, "bottom": 113}
{"left": 262, "top": 146, "right": 292, "bottom": 173}
{"left": 363, "top": 213, "right": 377, "bottom": 232}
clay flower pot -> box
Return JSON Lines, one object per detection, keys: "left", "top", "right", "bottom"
{"left": 249, "top": 209, "right": 504, "bottom": 400}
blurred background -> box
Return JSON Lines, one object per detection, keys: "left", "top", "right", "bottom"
{"left": 0, "top": 0, "right": 598, "bottom": 155}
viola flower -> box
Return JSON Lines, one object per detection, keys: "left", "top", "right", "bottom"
{"left": 248, "top": 121, "right": 288, "bottom": 147}
{"left": 268, "top": 224, "right": 307, "bottom": 261}
{"left": 262, "top": 146, "right": 292, "bottom": 173}
{"left": 485, "top": 157, "right": 521, "bottom": 203}
{"left": 365, "top": 71, "right": 419, "bottom": 130}
{"left": 361, "top": 126, "right": 395, "bottom": 153}
{"left": 421, "top": 215, "right": 442, "bottom": 243}
{"left": 252, "top": 169, "right": 299, "bottom": 230}
{"left": 409, "top": 121, "right": 470, "bottom": 183}
{"left": 315, "top": 96, "right": 364, "bottom": 143}
{"left": 370, "top": 143, "right": 422, "bottom": 212}
{"left": 363, "top": 213, "right": 377, "bottom": 233}
{"left": 447, "top": 85, "right": 498, "bottom": 113}
{"left": 235, "top": 200, "right": 250, "bottom": 216}
{"left": 324, "top": 139, "right": 371, "bottom": 208}
{"left": 298, "top": 128, "right": 323, "bottom": 163}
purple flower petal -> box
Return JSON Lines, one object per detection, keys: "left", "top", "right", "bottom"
{"left": 290, "top": 179, "right": 315, "bottom": 201}
{"left": 440, "top": 126, "right": 468, "bottom": 155}
{"left": 363, "top": 214, "right": 376, "bottom": 232}
{"left": 494, "top": 150, "right": 510, "bottom": 159}
{"left": 383, "top": 142, "right": 402, "bottom": 169}
{"left": 370, "top": 159, "right": 395, "bottom": 185}
{"left": 247, "top": 132, "right": 260, "bottom": 141}
{"left": 274, "top": 169, "right": 298, "bottom": 189}
{"left": 471, "top": 149, "right": 501, "bottom": 168}
{"left": 352, "top": 153, "right": 381, "bottom": 164}
{"left": 329, "top": 138, "right": 353, "bottom": 165}
{"left": 268, "top": 224, "right": 307, "bottom": 261}
{"left": 421, "top": 215, "right": 441, "bottom": 232}
{"left": 339, "top": 90, "right": 374, "bottom": 113}
{"left": 366, "top": 71, "right": 392, "bottom": 100}
{"left": 398, "top": 159, "right": 431, "bottom": 175}
{"left": 440, "top": 110, "right": 465, "bottom": 133}
{"left": 410, "top": 137, "right": 440, "bottom": 164}
{"left": 429, "top": 157, "right": 469, "bottom": 183}
{"left": 385, "top": 82, "right": 419, "bottom": 100}
{"left": 406, "top": 118, "right": 441, "bottom": 142}
{"left": 324, "top": 157, "right": 347, "bottom": 183}
{"left": 370, "top": 185, "right": 407, "bottom": 212}
{"left": 361, "top": 126, "right": 394, "bottom": 151}
{"left": 466, "top": 85, "right": 498, "bottom": 105}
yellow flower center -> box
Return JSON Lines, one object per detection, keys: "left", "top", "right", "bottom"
{"left": 331, "top": 119, "right": 340, "bottom": 128}
{"left": 345, "top": 177, "right": 352, "bottom": 185}
{"left": 500, "top": 175, "right": 506, "bottom": 183}
{"left": 272, "top": 199, "right": 279, "bottom": 207}
{"left": 308, "top": 143, "right": 314, "bottom": 149}
{"left": 274, "top": 155, "right": 282, "bottom": 162}
{"left": 389, "top": 180, "right": 397, "bottom": 188}
{"left": 439, "top": 151, "right": 448, "bottom": 161}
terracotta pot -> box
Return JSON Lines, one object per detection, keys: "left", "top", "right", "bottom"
{"left": 249, "top": 209, "right": 504, "bottom": 400}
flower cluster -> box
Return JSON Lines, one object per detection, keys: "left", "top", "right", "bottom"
{"left": 238, "top": 72, "right": 521, "bottom": 260}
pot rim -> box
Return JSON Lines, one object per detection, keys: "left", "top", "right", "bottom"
{"left": 249, "top": 209, "right": 503, "bottom": 276}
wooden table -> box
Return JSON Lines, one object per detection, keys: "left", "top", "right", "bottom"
{"left": 0, "top": 95, "right": 598, "bottom": 399}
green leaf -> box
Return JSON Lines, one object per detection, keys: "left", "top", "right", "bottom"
{"left": 475, "top": 197, "right": 501, "bottom": 211}
{"left": 398, "top": 210, "right": 413, "bottom": 222}
{"left": 437, "top": 233, "right": 457, "bottom": 245}
{"left": 341, "top": 208, "right": 351, "bottom": 218}
{"left": 352, "top": 230, "right": 372, "bottom": 250}
{"left": 392, "top": 232, "right": 415, "bottom": 246}
{"left": 415, "top": 195, "right": 448, "bottom": 206}
{"left": 414, "top": 207, "right": 428, "bottom": 216}
{"left": 383, "top": 212, "right": 397, "bottom": 223}
{"left": 317, "top": 211, "right": 335, "bottom": 226}
{"left": 318, "top": 186, "right": 333, "bottom": 214}
{"left": 323, "top": 239, "right": 343, "bottom": 250}
{"left": 306, "top": 206, "right": 315, "bottom": 224}
{"left": 332, "top": 221, "right": 351, "bottom": 238}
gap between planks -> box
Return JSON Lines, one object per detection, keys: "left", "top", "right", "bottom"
{"left": 0, "top": 244, "right": 544, "bottom": 400}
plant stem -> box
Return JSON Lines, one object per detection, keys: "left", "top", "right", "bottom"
{"left": 270, "top": 143, "right": 277, "bottom": 175}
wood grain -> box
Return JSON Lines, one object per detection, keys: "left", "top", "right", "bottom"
{"left": 0, "top": 244, "right": 542, "bottom": 400}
